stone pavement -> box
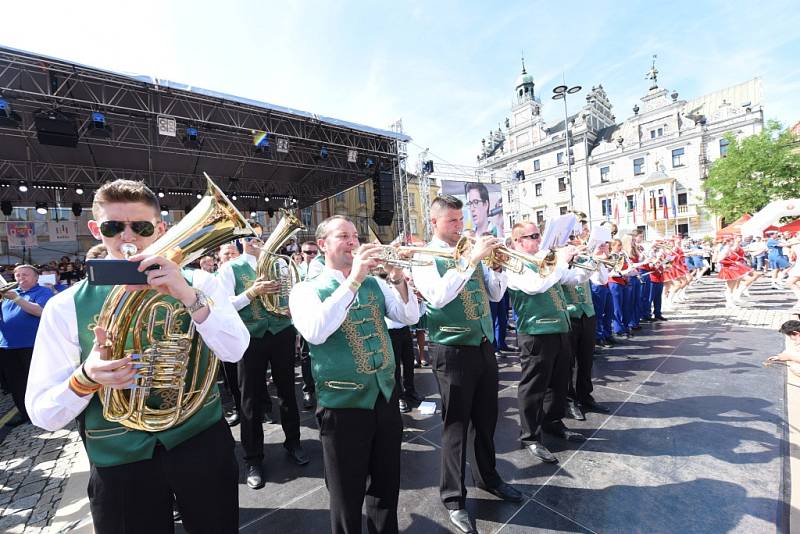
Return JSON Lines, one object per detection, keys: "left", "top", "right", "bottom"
{"left": 0, "top": 276, "right": 796, "bottom": 533}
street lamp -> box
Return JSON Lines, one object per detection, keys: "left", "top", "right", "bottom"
{"left": 552, "top": 84, "right": 581, "bottom": 210}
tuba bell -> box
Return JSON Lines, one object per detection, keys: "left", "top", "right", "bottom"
{"left": 255, "top": 209, "right": 305, "bottom": 317}
{"left": 97, "top": 174, "right": 256, "bottom": 432}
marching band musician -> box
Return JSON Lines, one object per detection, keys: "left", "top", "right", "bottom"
{"left": 411, "top": 195, "right": 523, "bottom": 534}
{"left": 640, "top": 243, "right": 667, "bottom": 322}
{"left": 216, "top": 221, "right": 309, "bottom": 492}
{"left": 590, "top": 242, "right": 616, "bottom": 346}
{"left": 289, "top": 215, "right": 419, "bottom": 534}
{"left": 506, "top": 222, "right": 585, "bottom": 467}
{"left": 26, "top": 180, "right": 249, "bottom": 534}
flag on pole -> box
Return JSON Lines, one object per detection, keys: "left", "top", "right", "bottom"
{"left": 632, "top": 194, "right": 637, "bottom": 224}
{"left": 671, "top": 190, "right": 678, "bottom": 219}
{"left": 613, "top": 194, "right": 620, "bottom": 223}
{"left": 642, "top": 191, "right": 647, "bottom": 223}
{"left": 650, "top": 193, "right": 657, "bottom": 220}
{"left": 661, "top": 191, "right": 669, "bottom": 219}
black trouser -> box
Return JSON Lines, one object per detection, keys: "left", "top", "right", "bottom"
{"left": 0, "top": 347, "right": 33, "bottom": 420}
{"left": 317, "top": 393, "right": 402, "bottom": 534}
{"left": 517, "top": 332, "right": 571, "bottom": 443}
{"left": 299, "top": 334, "right": 315, "bottom": 394}
{"left": 568, "top": 315, "right": 597, "bottom": 404}
{"left": 429, "top": 340, "right": 502, "bottom": 510}
{"left": 88, "top": 418, "right": 238, "bottom": 534}
{"left": 220, "top": 361, "right": 242, "bottom": 413}
{"left": 239, "top": 327, "right": 300, "bottom": 464}
{"left": 388, "top": 327, "right": 416, "bottom": 397}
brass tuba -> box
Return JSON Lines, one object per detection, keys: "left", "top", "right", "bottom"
{"left": 255, "top": 209, "right": 305, "bottom": 317}
{"left": 98, "top": 174, "right": 256, "bottom": 432}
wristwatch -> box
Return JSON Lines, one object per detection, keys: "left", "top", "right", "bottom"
{"left": 185, "top": 289, "right": 211, "bottom": 314}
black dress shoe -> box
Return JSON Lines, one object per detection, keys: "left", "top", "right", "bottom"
{"left": 225, "top": 411, "right": 240, "bottom": 427}
{"left": 404, "top": 390, "right": 425, "bottom": 403}
{"left": 641, "top": 317, "right": 654, "bottom": 322}
{"left": 580, "top": 398, "right": 610, "bottom": 413}
{"left": 480, "top": 481, "right": 524, "bottom": 503}
{"left": 631, "top": 325, "right": 642, "bottom": 331}
{"left": 606, "top": 337, "right": 617, "bottom": 346}
{"left": 448, "top": 509, "right": 476, "bottom": 534}
{"left": 286, "top": 444, "right": 310, "bottom": 466}
{"left": 655, "top": 316, "right": 668, "bottom": 321}
{"left": 526, "top": 441, "right": 558, "bottom": 463}
{"left": 247, "top": 464, "right": 265, "bottom": 489}
{"left": 544, "top": 424, "right": 586, "bottom": 442}
{"left": 4, "top": 414, "right": 29, "bottom": 428}
{"left": 399, "top": 398, "right": 412, "bottom": 413}
{"left": 566, "top": 402, "right": 585, "bottom": 421}
{"left": 302, "top": 392, "right": 315, "bottom": 410}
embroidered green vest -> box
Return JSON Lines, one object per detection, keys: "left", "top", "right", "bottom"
{"left": 508, "top": 261, "right": 571, "bottom": 335}
{"left": 309, "top": 273, "right": 395, "bottom": 409}
{"left": 561, "top": 281, "right": 596, "bottom": 319}
{"left": 73, "top": 274, "right": 222, "bottom": 468}
{"left": 426, "top": 258, "right": 494, "bottom": 346}
{"left": 229, "top": 256, "right": 292, "bottom": 337}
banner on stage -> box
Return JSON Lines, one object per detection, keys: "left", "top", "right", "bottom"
{"left": 440, "top": 180, "right": 504, "bottom": 238}
{"left": 48, "top": 220, "right": 77, "bottom": 242}
{"left": 7, "top": 222, "right": 37, "bottom": 249}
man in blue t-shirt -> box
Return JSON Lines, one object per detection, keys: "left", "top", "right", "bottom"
{"left": 0, "top": 265, "right": 53, "bottom": 426}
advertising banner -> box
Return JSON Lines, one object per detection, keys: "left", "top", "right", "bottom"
{"left": 439, "top": 180, "right": 505, "bottom": 237}
{"left": 7, "top": 222, "right": 37, "bottom": 249}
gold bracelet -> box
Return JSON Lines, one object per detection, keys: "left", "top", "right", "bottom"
{"left": 347, "top": 278, "right": 361, "bottom": 293}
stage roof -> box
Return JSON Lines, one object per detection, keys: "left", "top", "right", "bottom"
{"left": 0, "top": 45, "right": 409, "bottom": 211}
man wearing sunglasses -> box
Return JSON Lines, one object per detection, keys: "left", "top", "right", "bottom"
{"left": 26, "top": 179, "right": 249, "bottom": 533}
{"left": 507, "top": 221, "right": 587, "bottom": 467}
{"left": 216, "top": 222, "right": 308, "bottom": 492}
{"left": 297, "top": 241, "right": 320, "bottom": 409}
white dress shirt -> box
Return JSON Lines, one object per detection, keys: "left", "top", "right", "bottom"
{"left": 590, "top": 264, "right": 610, "bottom": 285}
{"left": 216, "top": 252, "right": 257, "bottom": 311}
{"left": 411, "top": 237, "right": 507, "bottom": 308}
{"left": 506, "top": 261, "right": 568, "bottom": 296}
{"left": 559, "top": 262, "right": 592, "bottom": 285}
{"left": 25, "top": 269, "right": 250, "bottom": 431}
{"left": 290, "top": 267, "right": 420, "bottom": 346}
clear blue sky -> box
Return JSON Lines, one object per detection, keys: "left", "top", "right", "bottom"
{"left": 3, "top": 0, "right": 798, "bottom": 170}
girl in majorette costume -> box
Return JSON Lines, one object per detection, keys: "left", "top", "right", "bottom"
{"left": 783, "top": 232, "right": 800, "bottom": 312}
{"left": 717, "top": 236, "right": 760, "bottom": 307}
{"left": 734, "top": 235, "right": 763, "bottom": 298}
{"left": 662, "top": 235, "right": 689, "bottom": 309}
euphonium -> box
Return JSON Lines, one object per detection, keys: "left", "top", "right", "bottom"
{"left": 98, "top": 174, "right": 256, "bottom": 432}
{"left": 255, "top": 209, "right": 304, "bottom": 317}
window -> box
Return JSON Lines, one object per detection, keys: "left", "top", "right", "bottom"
{"left": 672, "top": 147, "right": 685, "bottom": 167}
{"left": 558, "top": 177, "right": 567, "bottom": 192}
{"left": 677, "top": 223, "right": 689, "bottom": 236}
{"left": 719, "top": 138, "right": 730, "bottom": 157}
{"left": 657, "top": 189, "right": 665, "bottom": 207}
{"left": 677, "top": 192, "right": 688, "bottom": 206}
{"left": 301, "top": 207, "right": 313, "bottom": 228}
{"left": 409, "top": 217, "right": 418, "bottom": 236}
{"left": 559, "top": 206, "right": 568, "bottom": 215}
{"left": 557, "top": 152, "right": 564, "bottom": 165}
{"left": 408, "top": 193, "right": 416, "bottom": 209}
{"left": 536, "top": 210, "right": 544, "bottom": 224}
{"left": 627, "top": 194, "right": 635, "bottom": 212}
{"left": 535, "top": 183, "right": 542, "bottom": 197}
{"left": 650, "top": 127, "right": 664, "bottom": 139}
{"left": 601, "top": 198, "right": 612, "bottom": 217}
{"left": 358, "top": 185, "right": 367, "bottom": 203}
{"left": 508, "top": 190, "right": 513, "bottom": 202}
{"left": 533, "top": 159, "right": 540, "bottom": 171}
{"left": 522, "top": 213, "right": 530, "bottom": 221}
{"left": 633, "top": 157, "right": 644, "bottom": 176}
{"left": 600, "top": 166, "right": 610, "bottom": 183}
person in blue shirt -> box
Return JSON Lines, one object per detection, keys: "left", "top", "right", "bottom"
{"left": 766, "top": 231, "right": 790, "bottom": 289}
{"left": 0, "top": 265, "right": 53, "bottom": 426}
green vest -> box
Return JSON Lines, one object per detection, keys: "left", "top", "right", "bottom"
{"left": 308, "top": 272, "right": 395, "bottom": 409}
{"left": 229, "top": 256, "right": 292, "bottom": 337}
{"left": 508, "top": 261, "right": 571, "bottom": 335}
{"left": 73, "top": 274, "right": 222, "bottom": 468}
{"left": 561, "top": 281, "right": 596, "bottom": 319}
{"left": 426, "top": 258, "right": 494, "bottom": 346}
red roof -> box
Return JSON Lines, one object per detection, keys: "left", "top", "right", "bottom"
{"left": 716, "top": 213, "right": 752, "bottom": 238}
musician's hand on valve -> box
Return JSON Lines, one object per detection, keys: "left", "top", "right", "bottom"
{"left": 250, "top": 278, "right": 282, "bottom": 296}
{"left": 83, "top": 326, "right": 138, "bottom": 389}
{"left": 351, "top": 243, "right": 382, "bottom": 283}
{"left": 557, "top": 245, "right": 578, "bottom": 265}
{"left": 469, "top": 236, "right": 500, "bottom": 266}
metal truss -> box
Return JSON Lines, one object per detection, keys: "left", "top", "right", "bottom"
{"left": 390, "top": 120, "right": 410, "bottom": 240}
{"left": 0, "top": 47, "right": 401, "bottom": 207}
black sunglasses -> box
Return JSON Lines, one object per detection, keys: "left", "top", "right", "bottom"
{"left": 301, "top": 250, "right": 318, "bottom": 255}
{"left": 519, "top": 233, "right": 541, "bottom": 240}
{"left": 99, "top": 220, "right": 155, "bottom": 238}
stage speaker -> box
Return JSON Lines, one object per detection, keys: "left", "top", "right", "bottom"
{"left": 372, "top": 169, "right": 395, "bottom": 226}
{"left": 34, "top": 112, "right": 79, "bottom": 147}
{"left": 71, "top": 203, "right": 82, "bottom": 217}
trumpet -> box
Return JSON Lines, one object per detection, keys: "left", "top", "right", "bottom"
{"left": 454, "top": 236, "right": 557, "bottom": 276}
{"left": 368, "top": 244, "right": 463, "bottom": 271}
{"left": 0, "top": 281, "right": 19, "bottom": 297}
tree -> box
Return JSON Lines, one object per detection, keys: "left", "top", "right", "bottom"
{"left": 703, "top": 120, "right": 800, "bottom": 223}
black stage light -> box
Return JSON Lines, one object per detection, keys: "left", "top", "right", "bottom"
{"left": 71, "top": 203, "right": 82, "bottom": 217}
{"left": 1, "top": 201, "right": 12, "bottom": 216}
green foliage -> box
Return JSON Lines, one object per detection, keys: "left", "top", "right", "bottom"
{"left": 703, "top": 120, "right": 800, "bottom": 222}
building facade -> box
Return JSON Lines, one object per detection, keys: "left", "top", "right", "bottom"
{"left": 478, "top": 61, "right": 764, "bottom": 239}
